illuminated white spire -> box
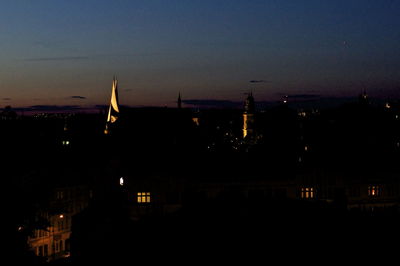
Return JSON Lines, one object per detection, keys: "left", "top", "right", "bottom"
{"left": 104, "top": 76, "right": 120, "bottom": 134}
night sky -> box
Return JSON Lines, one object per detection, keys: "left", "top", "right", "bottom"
{"left": 1, "top": 0, "right": 400, "bottom": 110}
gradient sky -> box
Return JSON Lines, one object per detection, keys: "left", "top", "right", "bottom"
{"left": 1, "top": 0, "right": 400, "bottom": 109}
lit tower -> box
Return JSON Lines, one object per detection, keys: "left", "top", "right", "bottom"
{"left": 104, "top": 76, "right": 120, "bottom": 135}
{"left": 243, "top": 92, "right": 255, "bottom": 139}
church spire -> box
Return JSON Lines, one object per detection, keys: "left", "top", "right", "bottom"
{"left": 104, "top": 76, "right": 120, "bottom": 134}
{"left": 177, "top": 92, "right": 182, "bottom": 109}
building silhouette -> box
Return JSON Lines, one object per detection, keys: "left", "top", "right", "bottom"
{"left": 8, "top": 91, "right": 400, "bottom": 263}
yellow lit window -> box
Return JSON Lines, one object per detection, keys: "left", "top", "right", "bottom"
{"left": 137, "top": 192, "right": 151, "bottom": 203}
{"left": 368, "top": 185, "right": 381, "bottom": 197}
{"left": 62, "top": 140, "right": 70, "bottom": 146}
{"left": 300, "top": 187, "right": 315, "bottom": 199}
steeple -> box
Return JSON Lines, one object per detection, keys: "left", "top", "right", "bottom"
{"left": 104, "top": 76, "right": 120, "bottom": 135}
{"left": 177, "top": 92, "right": 182, "bottom": 109}
{"left": 244, "top": 92, "right": 255, "bottom": 114}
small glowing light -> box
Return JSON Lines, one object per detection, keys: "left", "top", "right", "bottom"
{"left": 62, "top": 140, "right": 70, "bottom": 146}
{"left": 18, "top": 226, "right": 23, "bottom": 232}
{"left": 59, "top": 214, "right": 64, "bottom": 219}
{"left": 298, "top": 112, "right": 306, "bottom": 117}
{"left": 119, "top": 177, "right": 124, "bottom": 186}
{"left": 304, "top": 146, "right": 308, "bottom": 151}
{"left": 385, "top": 103, "right": 391, "bottom": 109}
{"left": 368, "top": 185, "right": 381, "bottom": 197}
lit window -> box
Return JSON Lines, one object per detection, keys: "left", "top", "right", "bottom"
{"left": 298, "top": 111, "right": 306, "bottom": 117}
{"left": 62, "top": 140, "right": 70, "bottom": 146}
{"left": 56, "top": 191, "right": 64, "bottom": 200}
{"left": 137, "top": 192, "right": 151, "bottom": 203}
{"left": 368, "top": 185, "right": 381, "bottom": 197}
{"left": 300, "top": 187, "right": 315, "bottom": 199}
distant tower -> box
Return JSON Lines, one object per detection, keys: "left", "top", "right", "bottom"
{"left": 177, "top": 92, "right": 182, "bottom": 109}
{"left": 104, "top": 76, "right": 120, "bottom": 135}
{"left": 243, "top": 92, "right": 255, "bottom": 139}
{"left": 359, "top": 89, "right": 369, "bottom": 104}
{"left": 283, "top": 95, "right": 288, "bottom": 104}
{"left": 61, "top": 118, "right": 71, "bottom": 146}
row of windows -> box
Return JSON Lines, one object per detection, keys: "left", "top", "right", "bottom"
{"left": 33, "top": 215, "right": 70, "bottom": 238}
{"left": 34, "top": 229, "right": 49, "bottom": 238}
{"left": 300, "top": 187, "right": 315, "bottom": 199}
{"left": 134, "top": 185, "right": 396, "bottom": 205}
{"left": 303, "top": 185, "right": 393, "bottom": 199}
{"left": 301, "top": 186, "right": 386, "bottom": 199}
{"left": 137, "top": 192, "right": 151, "bottom": 203}
{"left": 349, "top": 185, "right": 398, "bottom": 197}
{"left": 55, "top": 189, "right": 93, "bottom": 201}
{"left": 37, "top": 244, "right": 48, "bottom": 257}
{"left": 35, "top": 239, "right": 69, "bottom": 257}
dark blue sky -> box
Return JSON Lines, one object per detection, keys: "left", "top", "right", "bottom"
{"left": 1, "top": 0, "right": 399, "bottom": 108}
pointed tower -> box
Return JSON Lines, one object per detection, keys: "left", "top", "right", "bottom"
{"left": 359, "top": 89, "right": 369, "bottom": 105}
{"left": 243, "top": 92, "right": 255, "bottom": 139}
{"left": 177, "top": 92, "right": 182, "bottom": 109}
{"left": 104, "top": 77, "right": 120, "bottom": 135}
{"left": 61, "top": 118, "right": 71, "bottom": 146}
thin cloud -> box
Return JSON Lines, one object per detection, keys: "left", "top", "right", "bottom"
{"left": 24, "top": 56, "right": 90, "bottom": 62}
{"left": 11, "top": 105, "right": 101, "bottom": 114}
{"left": 2, "top": 98, "right": 11, "bottom": 101}
{"left": 70, "top": 96, "right": 87, "bottom": 99}
{"left": 249, "top": 80, "right": 268, "bottom": 83}
{"left": 29, "top": 105, "right": 83, "bottom": 111}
